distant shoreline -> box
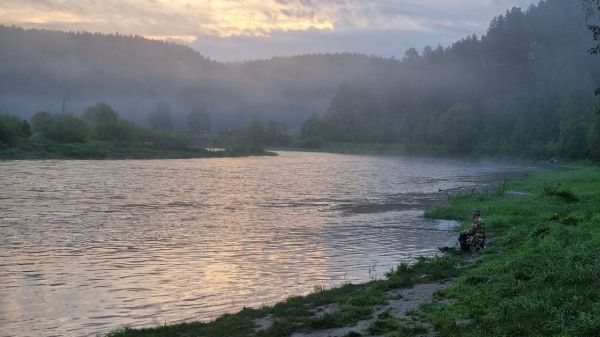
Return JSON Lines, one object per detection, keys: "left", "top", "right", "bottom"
{"left": 268, "top": 142, "right": 543, "bottom": 164}
{"left": 0, "top": 141, "right": 275, "bottom": 160}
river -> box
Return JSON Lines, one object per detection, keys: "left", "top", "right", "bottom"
{"left": 0, "top": 152, "right": 535, "bottom": 337}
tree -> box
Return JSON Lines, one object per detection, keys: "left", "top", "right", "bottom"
{"left": 301, "top": 114, "right": 322, "bottom": 138}
{"left": 187, "top": 108, "right": 210, "bottom": 134}
{"left": 585, "top": 0, "right": 600, "bottom": 111}
{"left": 402, "top": 48, "right": 421, "bottom": 64}
{"left": 31, "top": 111, "right": 52, "bottom": 135}
{"left": 0, "top": 114, "right": 31, "bottom": 146}
{"left": 36, "top": 113, "right": 87, "bottom": 143}
{"left": 82, "top": 103, "right": 119, "bottom": 124}
{"left": 585, "top": 0, "right": 600, "bottom": 54}
{"left": 559, "top": 116, "right": 588, "bottom": 158}
{"left": 149, "top": 101, "right": 173, "bottom": 131}
{"left": 438, "top": 104, "right": 480, "bottom": 153}
{"left": 587, "top": 115, "right": 600, "bottom": 160}
{"left": 245, "top": 117, "right": 266, "bottom": 145}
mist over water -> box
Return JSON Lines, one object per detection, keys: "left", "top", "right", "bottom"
{"left": 0, "top": 152, "right": 534, "bottom": 337}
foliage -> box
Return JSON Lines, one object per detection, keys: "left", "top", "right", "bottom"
{"left": 187, "top": 108, "right": 211, "bottom": 134}
{"left": 1, "top": 103, "right": 273, "bottom": 159}
{"left": 148, "top": 101, "right": 173, "bottom": 131}
{"left": 82, "top": 103, "right": 120, "bottom": 124}
{"left": 33, "top": 112, "right": 88, "bottom": 143}
{"left": 420, "top": 167, "right": 600, "bottom": 337}
{"left": 366, "top": 312, "right": 399, "bottom": 335}
{"left": 438, "top": 104, "right": 480, "bottom": 153}
{"left": 81, "top": 103, "right": 136, "bottom": 142}
{"left": 300, "top": 0, "right": 600, "bottom": 160}
{"left": 89, "top": 121, "right": 135, "bottom": 142}
{"left": 0, "top": 113, "right": 31, "bottom": 146}
{"left": 543, "top": 182, "right": 580, "bottom": 203}
{"left": 239, "top": 117, "right": 291, "bottom": 146}
{"left": 584, "top": 0, "right": 600, "bottom": 54}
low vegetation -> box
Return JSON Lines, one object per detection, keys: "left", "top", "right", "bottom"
{"left": 107, "top": 165, "right": 600, "bottom": 337}
{"left": 0, "top": 103, "right": 271, "bottom": 159}
{"left": 420, "top": 166, "right": 600, "bottom": 336}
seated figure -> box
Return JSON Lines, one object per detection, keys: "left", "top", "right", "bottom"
{"left": 459, "top": 209, "right": 486, "bottom": 252}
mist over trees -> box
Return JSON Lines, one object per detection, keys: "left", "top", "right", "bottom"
{"left": 0, "top": 26, "right": 392, "bottom": 129}
{"left": 149, "top": 101, "right": 173, "bottom": 131}
{"left": 303, "top": 0, "right": 600, "bottom": 159}
{"left": 1, "top": 0, "right": 599, "bottom": 159}
{"left": 187, "top": 108, "right": 211, "bottom": 134}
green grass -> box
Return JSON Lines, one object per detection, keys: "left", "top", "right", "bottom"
{"left": 108, "top": 165, "right": 600, "bottom": 337}
{"left": 419, "top": 166, "right": 600, "bottom": 337}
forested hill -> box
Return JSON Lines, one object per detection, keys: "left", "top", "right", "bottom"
{"left": 304, "top": 0, "right": 600, "bottom": 159}
{"left": 0, "top": 26, "right": 396, "bottom": 128}
{"left": 1, "top": 0, "right": 599, "bottom": 160}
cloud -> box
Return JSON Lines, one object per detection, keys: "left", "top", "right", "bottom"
{"left": 0, "top": 0, "right": 540, "bottom": 59}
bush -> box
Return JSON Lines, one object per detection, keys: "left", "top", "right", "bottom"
{"left": 32, "top": 112, "right": 88, "bottom": 143}
{"left": 0, "top": 113, "right": 31, "bottom": 146}
{"left": 141, "top": 130, "right": 192, "bottom": 150}
{"left": 82, "top": 103, "right": 120, "bottom": 124}
{"left": 90, "top": 121, "right": 134, "bottom": 142}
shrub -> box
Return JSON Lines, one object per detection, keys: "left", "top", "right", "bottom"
{"left": 82, "top": 103, "right": 120, "bottom": 125}
{"left": 0, "top": 113, "right": 31, "bottom": 146}
{"left": 90, "top": 121, "right": 134, "bottom": 142}
{"left": 33, "top": 112, "right": 87, "bottom": 143}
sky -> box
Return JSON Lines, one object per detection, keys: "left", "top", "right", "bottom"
{"left": 0, "top": 0, "right": 539, "bottom": 61}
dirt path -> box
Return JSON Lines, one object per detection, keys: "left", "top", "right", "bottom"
{"left": 252, "top": 281, "right": 451, "bottom": 337}
{"left": 253, "top": 255, "right": 485, "bottom": 336}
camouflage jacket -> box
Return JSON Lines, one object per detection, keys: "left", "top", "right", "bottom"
{"left": 463, "top": 217, "right": 486, "bottom": 243}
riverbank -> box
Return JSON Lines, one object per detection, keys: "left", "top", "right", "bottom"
{"left": 0, "top": 140, "right": 274, "bottom": 159}
{"left": 269, "top": 142, "right": 449, "bottom": 158}
{"left": 268, "top": 142, "right": 544, "bottom": 163}
{"left": 107, "top": 164, "right": 600, "bottom": 336}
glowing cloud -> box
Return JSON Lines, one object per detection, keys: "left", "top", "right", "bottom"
{"left": 0, "top": 0, "right": 539, "bottom": 59}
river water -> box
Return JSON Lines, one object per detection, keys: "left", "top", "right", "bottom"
{"left": 0, "top": 152, "right": 534, "bottom": 337}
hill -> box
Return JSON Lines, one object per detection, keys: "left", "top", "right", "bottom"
{"left": 0, "top": 27, "right": 397, "bottom": 129}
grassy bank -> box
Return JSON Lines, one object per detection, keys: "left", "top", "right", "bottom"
{"left": 419, "top": 165, "right": 600, "bottom": 336}
{"left": 108, "top": 164, "right": 600, "bottom": 337}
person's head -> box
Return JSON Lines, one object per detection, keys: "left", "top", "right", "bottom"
{"left": 472, "top": 209, "right": 481, "bottom": 220}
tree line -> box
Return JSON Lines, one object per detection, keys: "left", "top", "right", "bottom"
{"left": 0, "top": 103, "right": 211, "bottom": 151}
{"left": 302, "top": 0, "right": 600, "bottom": 160}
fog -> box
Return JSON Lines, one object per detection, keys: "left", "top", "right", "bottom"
{"left": 0, "top": 26, "right": 396, "bottom": 129}
{"left": 2, "top": 0, "right": 600, "bottom": 159}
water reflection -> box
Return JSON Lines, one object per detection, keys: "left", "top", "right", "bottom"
{"left": 0, "top": 152, "right": 534, "bottom": 337}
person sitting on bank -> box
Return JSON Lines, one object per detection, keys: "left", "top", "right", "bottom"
{"left": 459, "top": 209, "right": 486, "bottom": 251}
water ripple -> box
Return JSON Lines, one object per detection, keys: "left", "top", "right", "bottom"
{"left": 0, "top": 152, "right": 534, "bottom": 337}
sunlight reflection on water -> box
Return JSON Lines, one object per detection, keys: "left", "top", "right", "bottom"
{"left": 0, "top": 152, "right": 534, "bottom": 337}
